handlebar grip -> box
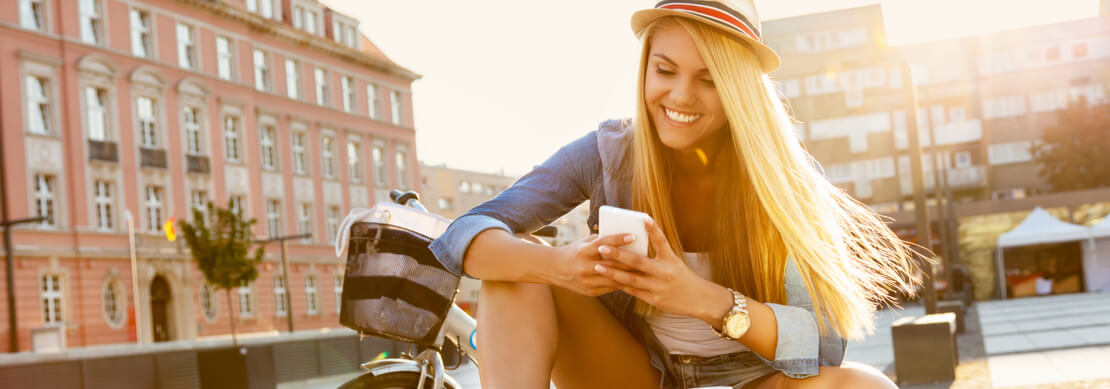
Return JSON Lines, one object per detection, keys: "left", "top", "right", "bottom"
{"left": 390, "top": 190, "right": 421, "bottom": 205}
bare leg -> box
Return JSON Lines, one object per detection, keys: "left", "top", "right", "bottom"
{"left": 746, "top": 361, "right": 896, "bottom": 389}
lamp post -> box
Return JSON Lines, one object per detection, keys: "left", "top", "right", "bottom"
{"left": 255, "top": 233, "right": 311, "bottom": 333}
{"left": 902, "top": 62, "right": 938, "bottom": 315}
{"left": 2, "top": 215, "right": 49, "bottom": 352}
{"left": 123, "top": 211, "right": 143, "bottom": 344}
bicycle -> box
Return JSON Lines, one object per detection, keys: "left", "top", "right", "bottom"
{"left": 334, "top": 189, "right": 557, "bottom": 389}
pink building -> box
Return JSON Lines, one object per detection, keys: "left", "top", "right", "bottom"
{"left": 0, "top": 0, "right": 420, "bottom": 351}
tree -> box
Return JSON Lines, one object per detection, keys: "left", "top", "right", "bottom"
{"left": 1031, "top": 96, "right": 1110, "bottom": 192}
{"left": 178, "top": 199, "right": 264, "bottom": 345}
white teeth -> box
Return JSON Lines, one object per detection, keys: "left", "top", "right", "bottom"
{"left": 664, "top": 107, "right": 700, "bottom": 123}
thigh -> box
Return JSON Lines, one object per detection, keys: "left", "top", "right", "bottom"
{"left": 745, "top": 362, "right": 895, "bottom": 389}
{"left": 549, "top": 287, "right": 662, "bottom": 389}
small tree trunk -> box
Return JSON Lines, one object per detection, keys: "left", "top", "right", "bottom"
{"left": 226, "top": 289, "right": 238, "bottom": 346}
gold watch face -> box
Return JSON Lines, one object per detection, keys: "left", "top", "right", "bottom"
{"left": 725, "top": 311, "right": 751, "bottom": 338}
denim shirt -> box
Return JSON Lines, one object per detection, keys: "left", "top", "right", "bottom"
{"left": 429, "top": 119, "right": 846, "bottom": 387}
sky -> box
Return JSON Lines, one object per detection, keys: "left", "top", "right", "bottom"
{"left": 326, "top": 0, "right": 1100, "bottom": 177}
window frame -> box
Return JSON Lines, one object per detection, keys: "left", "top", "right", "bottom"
{"left": 326, "top": 205, "right": 340, "bottom": 244}
{"left": 292, "top": 131, "right": 309, "bottom": 175}
{"left": 372, "top": 141, "right": 387, "bottom": 188}
{"left": 341, "top": 76, "right": 355, "bottom": 113}
{"left": 41, "top": 273, "right": 65, "bottom": 325}
{"left": 253, "top": 49, "right": 271, "bottom": 92}
{"left": 347, "top": 137, "right": 362, "bottom": 182}
{"left": 298, "top": 203, "right": 313, "bottom": 243}
{"left": 333, "top": 274, "right": 342, "bottom": 314}
{"left": 223, "top": 114, "right": 243, "bottom": 163}
{"left": 144, "top": 185, "right": 164, "bottom": 234}
{"left": 176, "top": 23, "right": 198, "bottom": 70}
{"left": 136, "top": 96, "right": 159, "bottom": 149}
{"left": 79, "top": 0, "right": 104, "bottom": 45}
{"left": 321, "top": 134, "right": 336, "bottom": 179}
{"left": 273, "top": 275, "right": 288, "bottom": 317}
{"left": 33, "top": 173, "right": 58, "bottom": 228}
{"left": 200, "top": 284, "right": 218, "bottom": 322}
{"left": 25, "top": 75, "right": 53, "bottom": 136}
{"left": 395, "top": 144, "right": 409, "bottom": 189}
{"left": 390, "top": 90, "right": 403, "bottom": 126}
{"left": 266, "top": 199, "right": 282, "bottom": 238}
{"left": 93, "top": 179, "right": 114, "bottom": 231}
{"left": 21, "top": 0, "right": 48, "bottom": 32}
{"left": 260, "top": 125, "right": 278, "bottom": 170}
{"left": 129, "top": 8, "right": 153, "bottom": 59}
{"left": 85, "top": 86, "right": 111, "bottom": 141}
{"left": 285, "top": 59, "right": 301, "bottom": 100}
{"left": 305, "top": 275, "right": 319, "bottom": 315}
{"left": 237, "top": 281, "right": 254, "bottom": 317}
{"left": 314, "top": 67, "right": 329, "bottom": 106}
{"left": 102, "top": 278, "right": 124, "bottom": 328}
{"left": 216, "top": 36, "right": 236, "bottom": 81}
{"left": 183, "top": 105, "right": 204, "bottom": 155}
{"left": 366, "top": 83, "right": 379, "bottom": 119}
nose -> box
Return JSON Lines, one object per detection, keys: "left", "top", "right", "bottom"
{"left": 669, "top": 78, "right": 697, "bottom": 108}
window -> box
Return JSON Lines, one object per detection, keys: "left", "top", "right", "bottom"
{"left": 144, "top": 185, "right": 164, "bottom": 233}
{"left": 1074, "top": 42, "right": 1088, "bottom": 58}
{"left": 176, "top": 23, "right": 196, "bottom": 69}
{"left": 130, "top": 9, "right": 152, "bottom": 58}
{"left": 229, "top": 194, "right": 245, "bottom": 216}
{"left": 41, "top": 274, "right": 64, "bottom": 324}
{"left": 326, "top": 205, "right": 340, "bottom": 244}
{"left": 372, "top": 144, "right": 386, "bottom": 187}
{"left": 395, "top": 145, "right": 409, "bottom": 189}
{"left": 298, "top": 203, "right": 312, "bottom": 242}
{"left": 21, "top": 0, "right": 46, "bottom": 31}
{"left": 954, "top": 151, "right": 972, "bottom": 168}
{"left": 25, "top": 76, "right": 51, "bottom": 135}
{"left": 93, "top": 180, "right": 114, "bottom": 230}
{"left": 305, "top": 276, "right": 319, "bottom": 315}
{"left": 253, "top": 49, "right": 270, "bottom": 91}
{"left": 266, "top": 199, "right": 281, "bottom": 237}
{"left": 33, "top": 174, "right": 57, "bottom": 227}
{"left": 102, "top": 280, "right": 122, "bottom": 326}
{"left": 293, "top": 6, "right": 303, "bottom": 29}
{"left": 1046, "top": 46, "right": 1061, "bottom": 62}
{"left": 273, "top": 275, "right": 287, "bottom": 317}
{"left": 314, "top": 68, "right": 329, "bottom": 106}
{"left": 260, "top": 125, "right": 277, "bottom": 170}
{"left": 304, "top": 10, "right": 317, "bottom": 34}
{"left": 348, "top": 139, "right": 362, "bottom": 182}
{"left": 333, "top": 275, "right": 342, "bottom": 313}
{"left": 390, "top": 90, "right": 403, "bottom": 125}
{"left": 216, "top": 37, "right": 235, "bottom": 81}
{"left": 988, "top": 141, "right": 1034, "bottom": 165}
{"left": 86, "top": 87, "right": 109, "bottom": 141}
{"left": 285, "top": 59, "right": 300, "bottom": 99}
{"left": 237, "top": 281, "right": 253, "bottom": 317}
{"left": 247, "top": 0, "right": 274, "bottom": 19}
{"left": 367, "top": 84, "right": 379, "bottom": 119}
{"left": 191, "top": 190, "right": 208, "bottom": 223}
{"left": 438, "top": 197, "right": 453, "bottom": 210}
{"left": 458, "top": 181, "right": 470, "bottom": 193}
{"left": 322, "top": 135, "right": 336, "bottom": 178}
{"left": 79, "top": 0, "right": 103, "bottom": 44}
{"left": 292, "top": 132, "right": 308, "bottom": 174}
{"left": 342, "top": 76, "right": 355, "bottom": 113}
{"left": 223, "top": 115, "right": 242, "bottom": 162}
{"left": 200, "top": 285, "right": 217, "bottom": 321}
{"left": 184, "top": 107, "right": 202, "bottom": 155}
{"left": 473, "top": 183, "right": 484, "bottom": 194}
{"left": 137, "top": 96, "right": 158, "bottom": 148}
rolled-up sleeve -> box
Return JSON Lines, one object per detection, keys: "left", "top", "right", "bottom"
{"left": 428, "top": 131, "right": 600, "bottom": 278}
{"left": 757, "top": 257, "right": 847, "bottom": 379}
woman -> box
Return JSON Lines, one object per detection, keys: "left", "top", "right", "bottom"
{"left": 429, "top": 1, "right": 922, "bottom": 388}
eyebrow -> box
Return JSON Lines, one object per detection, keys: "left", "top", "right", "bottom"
{"left": 652, "top": 53, "right": 709, "bottom": 74}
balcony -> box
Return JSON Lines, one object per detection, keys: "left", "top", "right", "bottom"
{"left": 140, "top": 148, "right": 167, "bottom": 169}
{"left": 187, "top": 155, "right": 210, "bottom": 174}
{"left": 87, "top": 140, "right": 118, "bottom": 163}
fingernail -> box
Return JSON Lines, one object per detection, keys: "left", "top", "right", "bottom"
{"left": 598, "top": 246, "right": 610, "bottom": 255}
{"left": 624, "top": 234, "right": 635, "bottom": 243}
{"left": 595, "top": 264, "right": 606, "bottom": 273}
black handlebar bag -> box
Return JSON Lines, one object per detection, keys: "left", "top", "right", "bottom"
{"left": 339, "top": 221, "right": 461, "bottom": 346}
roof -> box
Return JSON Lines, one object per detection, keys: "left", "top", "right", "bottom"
{"left": 997, "top": 207, "right": 1091, "bottom": 248}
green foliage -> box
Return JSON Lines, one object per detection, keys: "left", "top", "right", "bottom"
{"left": 178, "top": 199, "right": 265, "bottom": 292}
{"left": 1031, "top": 97, "right": 1110, "bottom": 192}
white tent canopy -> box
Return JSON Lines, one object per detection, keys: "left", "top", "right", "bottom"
{"left": 995, "top": 207, "right": 1094, "bottom": 299}
{"left": 1091, "top": 215, "right": 1110, "bottom": 239}
{"left": 996, "top": 207, "right": 1091, "bottom": 248}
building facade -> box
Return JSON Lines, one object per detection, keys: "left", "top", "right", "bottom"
{"left": 0, "top": 0, "right": 419, "bottom": 351}
{"left": 763, "top": 6, "right": 1110, "bottom": 300}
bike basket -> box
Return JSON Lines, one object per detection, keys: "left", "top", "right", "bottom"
{"left": 339, "top": 221, "right": 460, "bottom": 346}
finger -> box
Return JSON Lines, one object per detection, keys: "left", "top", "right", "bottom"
{"left": 645, "top": 219, "right": 677, "bottom": 261}
{"left": 584, "top": 234, "right": 600, "bottom": 243}
{"left": 616, "top": 285, "right": 656, "bottom": 306}
{"left": 592, "top": 233, "right": 638, "bottom": 249}
{"left": 594, "top": 263, "right": 656, "bottom": 291}
{"left": 598, "top": 244, "right": 661, "bottom": 276}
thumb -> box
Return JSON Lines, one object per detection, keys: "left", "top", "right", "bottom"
{"left": 646, "top": 219, "right": 677, "bottom": 261}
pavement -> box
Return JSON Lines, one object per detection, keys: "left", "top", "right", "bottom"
{"left": 295, "top": 292, "right": 1110, "bottom": 388}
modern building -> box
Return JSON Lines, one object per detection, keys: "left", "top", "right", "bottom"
{"left": 764, "top": 6, "right": 1110, "bottom": 300}
{"left": 0, "top": 0, "right": 419, "bottom": 351}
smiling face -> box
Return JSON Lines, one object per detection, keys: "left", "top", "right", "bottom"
{"left": 643, "top": 24, "right": 728, "bottom": 151}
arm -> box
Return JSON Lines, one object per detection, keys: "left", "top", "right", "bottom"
{"left": 428, "top": 131, "right": 598, "bottom": 281}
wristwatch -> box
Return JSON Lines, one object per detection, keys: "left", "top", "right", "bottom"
{"left": 712, "top": 287, "right": 750, "bottom": 340}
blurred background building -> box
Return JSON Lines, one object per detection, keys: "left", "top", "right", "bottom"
{"left": 0, "top": 0, "right": 418, "bottom": 350}
{"left": 764, "top": 4, "right": 1110, "bottom": 301}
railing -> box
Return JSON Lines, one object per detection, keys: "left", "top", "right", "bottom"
{"left": 187, "top": 155, "right": 210, "bottom": 174}
{"left": 140, "top": 148, "right": 167, "bottom": 169}
{"left": 87, "top": 140, "right": 118, "bottom": 163}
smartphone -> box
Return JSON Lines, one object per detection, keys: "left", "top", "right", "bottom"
{"left": 598, "top": 205, "right": 652, "bottom": 257}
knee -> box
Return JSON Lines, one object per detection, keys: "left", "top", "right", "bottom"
{"left": 779, "top": 364, "right": 895, "bottom": 389}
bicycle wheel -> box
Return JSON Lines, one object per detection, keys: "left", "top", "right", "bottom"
{"left": 337, "top": 371, "right": 461, "bottom": 389}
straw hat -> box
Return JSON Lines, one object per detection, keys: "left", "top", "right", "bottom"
{"left": 631, "top": 0, "right": 781, "bottom": 73}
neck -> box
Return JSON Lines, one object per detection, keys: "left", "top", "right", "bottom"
{"left": 668, "top": 129, "right": 727, "bottom": 179}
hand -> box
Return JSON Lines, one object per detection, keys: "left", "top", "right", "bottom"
{"left": 546, "top": 233, "right": 642, "bottom": 297}
{"left": 594, "top": 219, "right": 728, "bottom": 320}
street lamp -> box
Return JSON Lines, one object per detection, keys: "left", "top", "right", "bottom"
{"left": 255, "top": 233, "right": 311, "bottom": 333}
{"left": 123, "top": 211, "right": 143, "bottom": 344}
{"left": 3, "top": 215, "right": 49, "bottom": 352}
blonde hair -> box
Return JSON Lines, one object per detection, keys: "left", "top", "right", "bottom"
{"left": 631, "top": 17, "right": 924, "bottom": 339}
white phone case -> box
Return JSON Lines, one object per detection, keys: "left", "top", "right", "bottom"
{"left": 598, "top": 205, "right": 652, "bottom": 257}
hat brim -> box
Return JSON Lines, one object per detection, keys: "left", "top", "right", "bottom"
{"left": 631, "top": 8, "right": 781, "bottom": 73}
